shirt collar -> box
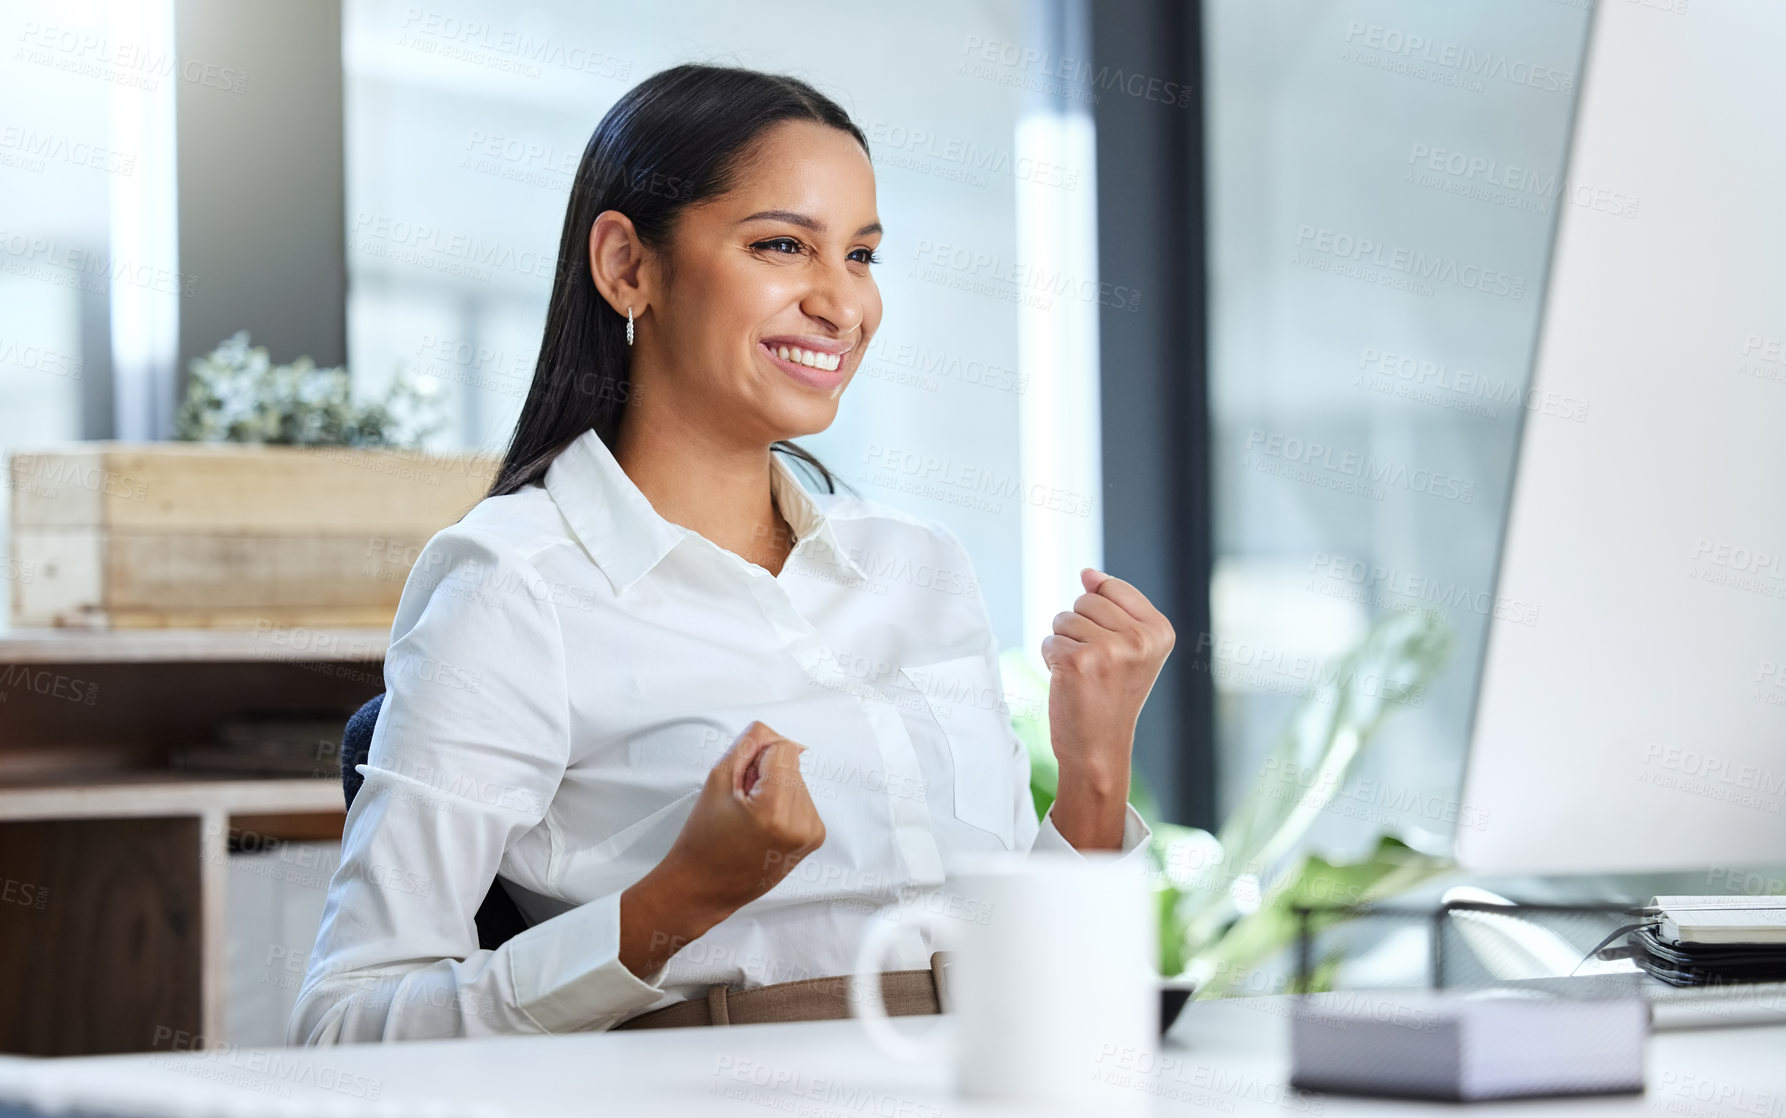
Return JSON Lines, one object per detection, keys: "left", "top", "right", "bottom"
{"left": 768, "top": 447, "right": 870, "bottom": 586}
{"left": 543, "top": 428, "right": 866, "bottom": 595}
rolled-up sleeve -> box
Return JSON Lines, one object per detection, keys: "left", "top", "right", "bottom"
{"left": 288, "top": 528, "right": 665, "bottom": 1044}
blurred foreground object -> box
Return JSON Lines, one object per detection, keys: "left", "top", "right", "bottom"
{"left": 1290, "top": 990, "right": 1647, "bottom": 1101}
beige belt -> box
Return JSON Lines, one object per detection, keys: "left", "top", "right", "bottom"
{"left": 612, "top": 951, "right": 950, "bottom": 1030}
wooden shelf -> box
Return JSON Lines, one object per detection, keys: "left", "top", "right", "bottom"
{"left": 0, "top": 775, "right": 348, "bottom": 1055}
{"left": 0, "top": 621, "right": 370, "bottom": 1055}
{"left": 0, "top": 775, "right": 346, "bottom": 821}
{"left": 0, "top": 626, "right": 389, "bottom": 664}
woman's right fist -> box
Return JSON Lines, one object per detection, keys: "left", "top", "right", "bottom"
{"left": 660, "top": 721, "right": 827, "bottom": 916}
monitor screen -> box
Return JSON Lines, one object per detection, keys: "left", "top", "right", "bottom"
{"left": 1458, "top": 0, "right": 1786, "bottom": 873}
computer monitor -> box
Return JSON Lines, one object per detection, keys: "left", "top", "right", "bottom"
{"left": 1456, "top": 0, "right": 1786, "bottom": 874}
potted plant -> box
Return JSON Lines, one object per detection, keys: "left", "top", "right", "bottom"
{"left": 1003, "top": 606, "right": 1455, "bottom": 1011}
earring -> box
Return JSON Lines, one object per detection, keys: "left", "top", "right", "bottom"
{"left": 626, "top": 306, "right": 634, "bottom": 347}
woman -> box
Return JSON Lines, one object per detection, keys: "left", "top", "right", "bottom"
{"left": 290, "top": 63, "right": 1174, "bottom": 1043}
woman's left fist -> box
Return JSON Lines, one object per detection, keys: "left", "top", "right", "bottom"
{"left": 1040, "top": 567, "right": 1176, "bottom": 788}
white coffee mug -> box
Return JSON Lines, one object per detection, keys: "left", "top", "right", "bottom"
{"left": 849, "top": 851, "right": 1157, "bottom": 1112}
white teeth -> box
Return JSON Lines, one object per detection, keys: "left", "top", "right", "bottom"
{"left": 771, "top": 344, "right": 840, "bottom": 372}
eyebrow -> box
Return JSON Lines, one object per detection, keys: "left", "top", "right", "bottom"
{"left": 739, "top": 209, "right": 883, "bottom": 238}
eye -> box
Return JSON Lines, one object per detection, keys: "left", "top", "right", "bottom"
{"left": 753, "top": 237, "right": 805, "bottom": 255}
{"left": 851, "top": 247, "right": 882, "bottom": 265}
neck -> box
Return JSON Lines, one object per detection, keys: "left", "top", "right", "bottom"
{"left": 612, "top": 402, "right": 795, "bottom": 575}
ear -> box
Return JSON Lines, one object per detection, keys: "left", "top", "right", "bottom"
{"left": 588, "top": 209, "right": 654, "bottom": 317}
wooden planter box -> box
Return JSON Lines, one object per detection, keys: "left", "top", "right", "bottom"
{"left": 8, "top": 443, "right": 499, "bottom": 629}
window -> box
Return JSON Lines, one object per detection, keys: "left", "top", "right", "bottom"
{"left": 1203, "top": 0, "right": 1593, "bottom": 854}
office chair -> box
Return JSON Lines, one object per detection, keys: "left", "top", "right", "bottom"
{"left": 340, "top": 693, "right": 530, "bottom": 951}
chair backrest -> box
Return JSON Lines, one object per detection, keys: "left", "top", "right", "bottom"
{"left": 340, "top": 692, "right": 385, "bottom": 809}
{"left": 335, "top": 690, "right": 529, "bottom": 950}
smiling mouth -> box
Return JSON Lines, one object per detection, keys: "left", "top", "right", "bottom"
{"left": 766, "top": 342, "right": 844, "bottom": 372}
{"left": 760, "top": 341, "right": 848, "bottom": 390}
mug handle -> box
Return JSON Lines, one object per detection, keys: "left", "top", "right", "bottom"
{"left": 848, "top": 907, "right": 951, "bottom": 1062}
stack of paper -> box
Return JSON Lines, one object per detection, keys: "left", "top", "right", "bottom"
{"left": 1290, "top": 990, "right": 1648, "bottom": 1101}
{"left": 1654, "top": 897, "right": 1786, "bottom": 946}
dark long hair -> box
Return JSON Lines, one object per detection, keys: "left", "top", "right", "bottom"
{"left": 487, "top": 64, "right": 867, "bottom": 499}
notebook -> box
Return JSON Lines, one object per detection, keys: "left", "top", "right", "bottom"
{"left": 1290, "top": 990, "right": 1648, "bottom": 1101}
{"left": 1652, "top": 897, "right": 1786, "bottom": 946}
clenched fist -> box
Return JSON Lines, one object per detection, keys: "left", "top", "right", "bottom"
{"left": 1040, "top": 567, "right": 1175, "bottom": 850}
{"left": 664, "top": 721, "right": 828, "bottom": 909}
{"left": 619, "top": 722, "right": 826, "bottom": 980}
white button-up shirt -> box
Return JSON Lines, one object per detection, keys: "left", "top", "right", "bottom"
{"left": 290, "top": 428, "right": 1151, "bottom": 1043}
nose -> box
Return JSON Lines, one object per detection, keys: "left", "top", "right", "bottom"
{"left": 801, "top": 256, "right": 866, "bottom": 339}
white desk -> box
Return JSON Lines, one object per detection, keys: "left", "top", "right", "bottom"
{"left": 0, "top": 993, "right": 1780, "bottom": 1117}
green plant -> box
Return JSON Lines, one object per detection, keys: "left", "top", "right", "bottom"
{"left": 1001, "top": 606, "right": 1456, "bottom": 993}
{"left": 174, "top": 331, "right": 445, "bottom": 448}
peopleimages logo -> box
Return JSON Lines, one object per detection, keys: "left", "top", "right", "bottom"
{"left": 1755, "top": 661, "right": 1786, "bottom": 710}
{"left": 350, "top": 212, "right": 554, "bottom": 282}
{"left": 910, "top": 238, "right": 1142, "bottom": 312}
{"left": 1307, "top": 551, "right": 1540, "bottom": 627}
{"left": 0, "top": 337, "right": 83, "bottom": 381}
{"left": 862, "top": 442, "right": 1093, "bottom": 518}
{"left": 1403, "top": 142, "right": 1641, "bottom": 220}
{"left": 1244, "top": 429, "right": 1476, "bottom": 504}
{"left": 1189, "top": 632, "right": 1428, "bottom": 709}
{"left": 1687, "top": 538, "right": 1786, "bottom": 603}
{"left": 1293, "top": 225, "right": 1526, "bottom": 300}
{"left": 1691, "top": 539, "right": 1785, "bottom": 580}
{"left": 1258, "top": 757, "right": 1493, "bottom": 832}
{"left": 1737, "top": 333, "right": 1786, "bottom": 388}
{"left": 397, "top": 9, "right": 632, "bottom": 81}
{"left": 1342, "top": 22, "right": 1576, "bottom": 95}
{"left": 0, "top": 230, "right": 198, "bottom": 299}
{"left": 0, "top": 124, "right": 136, "bottom": 176}
{"left": 958, "top": 35, "right": 1195, "bottom": 109}
{"left": 14, "top": 21, "right": 250, "bottom": 94}
{"left": 1638, "top": 742, "right": 1785, "bottom": 814}
{"left": 862, "top": 119, "right": 1081, "bottom": 191}
{"left": 1356, "top": 346, "right": 1590, "bottom": 422}
{"left": 861, "top": 335, "right": 1029, "bottom": 395}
